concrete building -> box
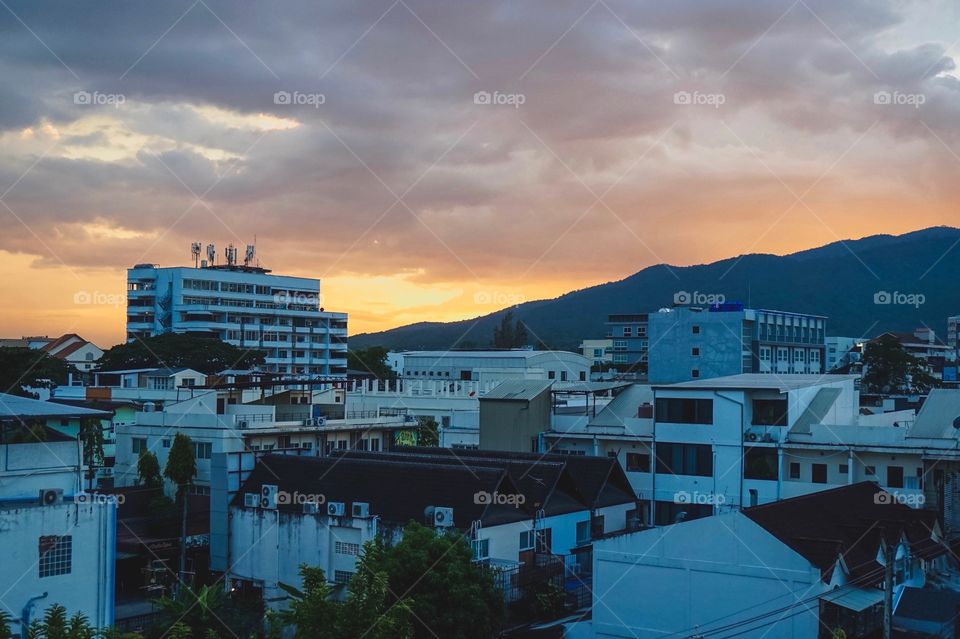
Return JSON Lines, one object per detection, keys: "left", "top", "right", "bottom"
{"left": 397, "top": 349, "right": 590, "bottom": 384}
{"left": 479, "top": 379, "right": 553, "bottom": 452}
{"left": 213, "top": 448, "right": 636, "bottom": 610}
{"left": 826, "top": 336, "right": 864, "bottom": 372}
{"left": 867, "top": 328, "right": 955, "bottom": 381}
{"left": 126, "top": 249, "right": 347, "bottom": 377}
{"left": 0, "top": 393, "right": 116, "bottom": 635}
{"left": 590, "top": 483, "right": 950, "bottom": 639}
{"left": 604, "top": 314, "right": 648, "bottom": 368}
{"left": 647, "top": 305, "right": 826, "bottom": 383}
{"left": 578, "top": 339, "right": 613, "bottom": 368}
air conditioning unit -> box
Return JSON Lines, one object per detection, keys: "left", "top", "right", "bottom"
{"left": 352, "top": 502, "right": 370, "bottom": 518}
{"left": 303, "top": 502, "right": 320, "bottom": 514}
{"left": 39, "top": 488, "right": 63, "bottom": 506}
{"left": 260, "top": 484, "right": 278, "bottom": 509}
{"left": 244, "top": 493, "right": 259, "bottom": 508}
{"left": 745, "top": 432, "right": 759, "bottom": 442}
{"left": 433, "top": 506, "right": 454, "bottom": 528}
{"left": 327, "top": 501, "right": 345, "bottom": 517}
{"left": 237, "top": 420, "right": 249, "bottom": 429}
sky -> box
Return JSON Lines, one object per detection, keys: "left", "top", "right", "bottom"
{"left": 1, "top": 0, "right": 960, "bottom": 348}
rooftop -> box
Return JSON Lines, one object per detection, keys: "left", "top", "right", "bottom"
{"left": 0, "top": 392, "right": 110, "bottom": 420}
{"left": 482, "top": 379, "right": 554, "bottom": 401}
{"left": 658, "top": 373, "right": 858, "bottom": 392}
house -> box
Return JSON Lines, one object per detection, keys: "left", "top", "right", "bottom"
{"left": 214, "top": 448, "right": 637, "bottom": 611}
{"left": 40, "top": 333, "right": 104, "bottom": 373}
{"left": 591, "top": 483, "right": 951, "bottom": 639}
{"left": 0, "top": 393, "right": 116, "bottom": 635}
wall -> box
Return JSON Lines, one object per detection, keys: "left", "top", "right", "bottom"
{"left": 593, "top": 513, "right": 822, "bottom": 639}
{"left": 479, "top": 390, "right": 551, "bottom": 452}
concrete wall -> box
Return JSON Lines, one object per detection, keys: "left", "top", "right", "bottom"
{"left": 479, "top": 389, "right": 552, "bottom": 452}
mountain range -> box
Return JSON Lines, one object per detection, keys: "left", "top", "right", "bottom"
{"left": 350, "top": 227, "right": 960, "bottom": 351}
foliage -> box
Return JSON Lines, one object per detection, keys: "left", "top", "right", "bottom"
{"left": 97, "top": 334, "right": 264, "bottom": 375}
{"left": 415, "top": 416, "right": 440, "bottom": 447}
{"left": 524, "top": 580, "right": 566, "bottom": 618}
{"left": 274, "top": 554, "right": 412, "bottom": 639}
{"left": 80, "top": 417, "right": 105, "bottom": 474}
{"left": 164, "top": 434, "right": 196, "bottom": 498}
{"left": 377, "top": 523, "right": 504, "bottom": 639}
{"left": 150, "top": 586, "right": 226, "bottom": 639}
{"left": 23, "top": 604, "right": 97, "bottom": 639}
{"left": 862, "top": 334, "right": 940, "bottom": 394}
{"left": 0, "top": 610, "right": 13, "bottom": 639}
{"left": 137, "top": 449, "right": 163, "bottom": 488}
{"left": 492, "top": 311, "right": 529, "bottom": 349}
{"left": 0, "top": 347, "right": 72, "bottom": 396}
{"left": 346, "top": 346, "right": 396, "bottom": 379}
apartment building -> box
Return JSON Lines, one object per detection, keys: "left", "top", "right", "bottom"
{"left": 647, "top": 305, "right": 826, "bottom": 383}
{"left": 579, "top": 338, "right": 613, "bottom": 368}
{"left": 126, "top": 249, "right": 347, "bottom": 377}
{"left": 604, "top": 314, "right": 649, "bottom": 368}
{"left": 0, "top": 394, "right": 116, "bottom": 635}
{"left": 397, "top": 349, "right": 590, "bottom": 384}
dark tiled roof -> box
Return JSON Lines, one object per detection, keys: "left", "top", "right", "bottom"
{"left": 235, "top": 454, "right": 529, "bottom": 528}
{"left": 744, "top": 482, "right": 945, "bottom": 583}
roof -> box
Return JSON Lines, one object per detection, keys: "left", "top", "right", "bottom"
{"left": 588, "top": 384, "right": 654, "bottom": 428}
{"left": 0, "top": 393, "right": 110, "bottom": 419}
{"left": 482, "top": 379, "right": 554, "bottom": 401}
{"left": 551, "top": 381, "right": 633, "bottom": 393}
{"left": 234, "top": 454, "right": 530, "bottom": 527}
{"left": 659, "top": 374, "right": 858, "bottom": 392}
{"left": 820, "top": 586, "right": 884, "bottom": 612}
{"left": 789, "top": 387, "right": 842, "bottom": 435}
{"left": 143, "top": 367, "right": 198, "bottom": 377}
{"left": 744, "top": 482, "right": 945, "bottom": 583}
{"left": 402, "top": 350, "right": 582, "bottom": 361}
{"left": 894, "top": 587, "right": 960, "bottom": 624}
{"left": 391, "top": 447, "right": 637, "bottom": 510}
{"left": 907, "top": 389, "right": 960, "bottom": 439}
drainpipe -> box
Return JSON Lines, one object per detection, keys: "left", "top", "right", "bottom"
{"left": 848, "top": 449, "right": 854, "bottom": 485}
{"left": 21, "top": 592, "right": 48, "bottom": 639}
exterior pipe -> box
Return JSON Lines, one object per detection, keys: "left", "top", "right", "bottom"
{"left": 21, "top": 592, "right": 48, "bottom": 639}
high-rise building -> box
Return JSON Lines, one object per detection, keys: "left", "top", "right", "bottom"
{"left": 126, "top": 244, "right": 347, "bottom": 377}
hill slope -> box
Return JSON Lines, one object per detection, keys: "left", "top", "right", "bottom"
{"left": 350, "top": 227, "right": 960, "bottom": 350}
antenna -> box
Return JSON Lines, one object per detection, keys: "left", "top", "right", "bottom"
{"left": 244, "top": 244, "right": 256, "bottom": 267}
{"left": 206, "top": 244, "right": 216, "bottom": 266}
{"left": 225, "top": 244, "right": 238, "bottom": 267}
{"left": 191, "top": 242, "right": 201, "bottom": 268}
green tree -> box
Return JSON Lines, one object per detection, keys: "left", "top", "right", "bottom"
{"left": 347, "top": 346, "right": 396, "bottom": 379}
{"left": 863, "top": 334, "right": 940, "bottom": 394}
{"left": 80, "top": 417, "right": 105, "bottom": 489}
{"left": 137, "top": 449, "right": 163, "bottom": 488}
{"left": 24, "top": 604, "right": 98, "bottom": 639}
{"left": 0, "top": 611, "right": 14, "bottom": 639}
{"left": 492, "top": 311, "right": 528, "bottom": 349}
{"left": 164, "top": 433, "right": 197, "bottom": 590}
{"left": 150, "top": 587, "right": 226, "bottom": 639}
{"left": 379, "top": 523, "right": 504, "bottom": 639}
{"left": 415, "top": 416, "right": 440, "bottom": 447}
{"left": 97, "top": 334, "right": 264, "bottom": 375}
{"left": 0, "top": 347, "right": 72, "bottom": 397}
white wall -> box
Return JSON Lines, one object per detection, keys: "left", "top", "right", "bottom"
{"left": 593, "top": 512, "right": 822, "bottom": 639}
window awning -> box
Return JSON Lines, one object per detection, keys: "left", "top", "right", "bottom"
{"left": 820, "top": 587, "right": 884, "bottom": 612}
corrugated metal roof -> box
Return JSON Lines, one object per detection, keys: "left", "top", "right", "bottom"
{"left": 821, "top": 586, "right": 884, "bottom": 612}
{"left": 660, "top": 374, "right": 858, "bottom": 392}
{"left": 481, "top": 379, "right": 554, "bottom": 401}
{"left": 0, "top": 393, "right": 110, "bottom": 418}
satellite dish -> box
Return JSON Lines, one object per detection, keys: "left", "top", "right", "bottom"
{"left": 952, "top": 417, "right": 960, "bottom": 429}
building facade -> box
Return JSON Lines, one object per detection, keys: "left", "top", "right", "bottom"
{"left": 604, "top": 314, "right": 649, "bottom": 368}
{"left": 397, "top": 350, "right": 590, "bottom": 384}
{"left": 127, "top": 260, "right": 347, "bottom": 377}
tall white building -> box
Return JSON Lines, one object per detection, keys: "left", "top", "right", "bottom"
{"left": 126, "top": 245, "right": 347, "bottom": 377}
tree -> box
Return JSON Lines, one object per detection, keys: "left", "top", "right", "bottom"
{"left": 22, "top": 604, "right": 97, "bottom": 639}
{"left": 80, "top": 417, "right": 105, "bottom": 489}
{"left": 862, "top": 334, "right": 940, "bottom": 394}
{"left": 378, "top": 523, "right": 504, "bottom": 639}
{"left": 0, "top": 347, "right": 72, "bottom": 397}
{"left": 150, "top": 586, "right": 228, "bottom": 639}
{"left": 0, "top": 611, "right": 13, "bottom": 639}
{"left": 137, "top": 449, "right": 163, "bottom": 488}
{"left": 164, "top": 433, "right": 197, "bottom": 589}
{"left": 492, "top": 311, "right": 528, "bottom": 349}
{"left": 97, "top": 334, "right": 264, "bottom": 375}
{"left": 347, "top": 346, "right": 396, "bottom": 379}
{"left": 415, "top": 416, "right": 440, "bottom": 447}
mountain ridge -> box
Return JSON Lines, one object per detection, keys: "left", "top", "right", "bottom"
{"left": 350, "top": 226, "right": 960, "bottom": 351}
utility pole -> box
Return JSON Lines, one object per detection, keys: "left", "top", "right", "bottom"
{"left": 882, "top": 536, "right": 893, "bottom": 639}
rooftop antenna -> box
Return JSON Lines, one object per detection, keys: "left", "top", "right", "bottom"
{"left": 190, "top": 242, "right": 201, "bottom": 268}
{"left": 206, "top": 244, "right": 216, "bottom": 266}
{"left": 225, "top": 244, "right": 238, "bottom": 267}
{"left": 244, "top": 243, "right": 256, "bottom": 267}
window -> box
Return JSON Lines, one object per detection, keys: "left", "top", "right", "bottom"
{"left": 519, "top": 530, "right": 535, "bottom": 551}
{"left": 691, "top": 347, "right": 700, "bottom": 357}
{"left": 192, "top": 442, "right": 212, "bottom": 460}
{"left": 333, "top": 570, "right": 354, "bottom": 585}
{"left": 623, "top": 327, "right": 632, "bottom": 337}
{"left": 812, "top": 463, "right": 827, "bottom": 484}
{"left": 560, "top": 371, "right": 568, "bottom": 381}
{"left": 888, "top": 466, "right": 904, "bottom": 489}
{"left": 132, "top": 438, "right": 147, "bottom": 455}
{"left": 655, "top": 443, "right": 713, "bottom": 477}
{"left": 471, "top": 538, "right": 490, "bottom": 561}
{"left": 839, "top": 464, "right": 849, "bottom": 474}
{"left": 744, "top": 448, "right": 777, "bottom": 480}
{"left": 789, "top": 462, "right": 800, "bottom": 479}
{"left": 576, "top": 520, "right": 591, "bottom": 545}
{"left": 692, "top": 325, "right": 700, "bottom": 334}
{"left": 579, "top": 371, "right": 587, "bottom": 381}
{"left": 655, "top": 398, "right": 713, "bottom": 424}
{"left": 370, "top": 438, "right": 381, "bottom": 452}
{"left": 626, "top": 452, "right": 650, "bottom": 472}
{"left": 548, "top": 371, "right": 556, "bottom": 380}
{"left": 691, "top": 369, "right": 700, "bottom": 378}
{"left": 335, "top": 541, "right": 360, "bottom": 556}
{"left": 39, "top": 535, "right": 72, "bottom": 577}
{"left": 752, "top": 399, "right": 788, "bottom": 426}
